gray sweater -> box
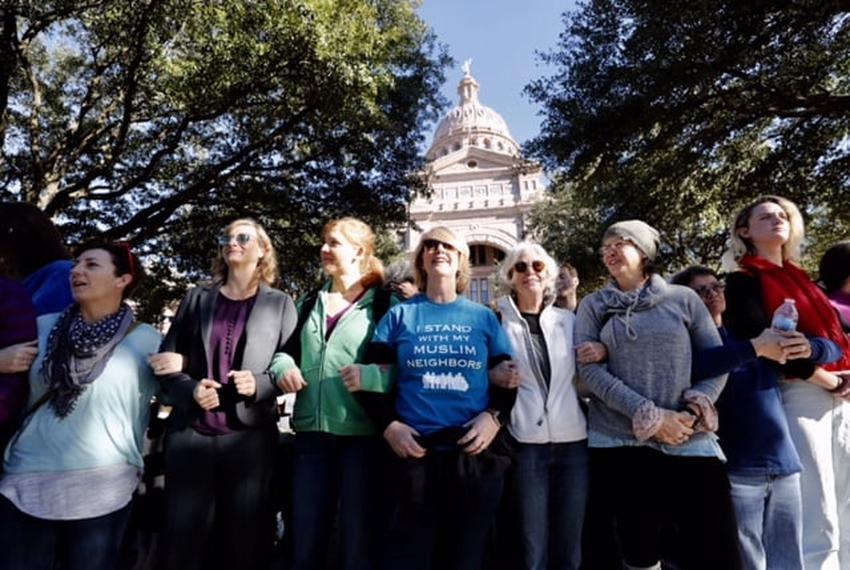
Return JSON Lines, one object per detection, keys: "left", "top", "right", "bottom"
{"left": 575, "top": 274, "right": 726, "bottom": 442}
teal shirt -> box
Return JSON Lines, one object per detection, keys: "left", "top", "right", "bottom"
{"left": 4, "top": 313, "right": 161, "bottom": 473}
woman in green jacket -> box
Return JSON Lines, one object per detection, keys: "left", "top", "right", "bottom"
{"left": 272, "top": 217, "right": 394, "bottom": 570}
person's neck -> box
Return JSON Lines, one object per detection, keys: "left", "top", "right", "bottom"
{"left": 516, "top": 290, "right": 543, "bottom": 314}
{"left": 712, "top": 313, "right": 723, "bottom": 327}
{"left": 222, "top": 269, "right": 259, "bottom": 300}
{"left": 554, "top": 292, "right": 577, "bottom": 310}
{"left": 426, "top": 277, "right": 457, "bottom": 304}
{"left": 79, "top": 299, "right": 122, "bottom": 324}
{"left": 615, "top": 272, "right": 648, "bottom": 292}
{"left": 753, "top": 245, "right": 783, "bottom": 267}
{"left": 330, "top": 272, "right": 363, "bottom": 296}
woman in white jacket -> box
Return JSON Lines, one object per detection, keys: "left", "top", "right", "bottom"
{"left": 495, "top": 241, "right": 588, "bottom": 570}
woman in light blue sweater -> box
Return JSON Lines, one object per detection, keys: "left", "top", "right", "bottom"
{"left": 575, "top": 220, "right": 740, "bottom": 570}
{"left": 0, "top": 242, "right": 159, "bottom": 570}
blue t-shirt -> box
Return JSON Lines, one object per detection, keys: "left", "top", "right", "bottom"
{"left": 373, "top": 295, "right": 512, "bottom": 435}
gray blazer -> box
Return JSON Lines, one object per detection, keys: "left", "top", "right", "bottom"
{"left": 158, "top": 282, "right": 297, "bottom": 429}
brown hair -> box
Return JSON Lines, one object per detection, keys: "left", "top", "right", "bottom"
{"left": 74, "top": 241, "right": 145, "bottom": 299}
{"left": 0, "top": 202, "right": 69, "bottom": 278}
{"left": 322, "top": 217, "right": 384, "bottom": 288}
{"left": 411, "top": 226, "right": 471, "bottom": 294}
{"left": 212, "top": 218, "right": 278, "bottom": 286}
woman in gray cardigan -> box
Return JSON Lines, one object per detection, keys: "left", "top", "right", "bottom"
{"left": 574, "top": 220, "right": 740, "bottom": 570}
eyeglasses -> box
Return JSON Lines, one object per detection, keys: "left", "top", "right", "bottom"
{"left": 514, "top": 260, "right": 546, "bottom": 274}
{"left": 217, "top": 233, "right": 255, "bottom": 247}
{"left": 693, "top": 282, "right": 726, "bottom": 299}
{"left": 422, "top": 239, "right": 456, "bottom": 253}
{"left": 598, "top": 240, "right": 633, "bottom": 257}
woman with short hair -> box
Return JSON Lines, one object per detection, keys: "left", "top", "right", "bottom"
{"left": 152, "top": 218, "right": 297, "bottom": 570}
{"left": 494, "top": 241, "right": 587, "bottom": 570}
{"left": 0, "top": 242, "right": 159, "bottom": 570}
{"left": 575, "top": 220, "right": 740, "bottom": 570}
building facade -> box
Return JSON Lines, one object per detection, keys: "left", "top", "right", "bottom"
{"left": 406, "top": 65, "right": 545, "bottom": 304}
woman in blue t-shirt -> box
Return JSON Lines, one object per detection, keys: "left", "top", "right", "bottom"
{"left": 367, "top": 226, "right": 515, "bottom": 570}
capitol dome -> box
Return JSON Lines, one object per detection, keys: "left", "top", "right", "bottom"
{"left": 426, "top": 64, "right": 520, "bottom": 161}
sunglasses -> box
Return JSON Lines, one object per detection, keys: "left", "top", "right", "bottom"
{"left": 422, "top": 239, "right": 456, "bottom": 253}
{"left": 217, "top": 233, "right": 255, "bottom": 247}
{"left": 514, "top": 260, "right": 546, "bottom": 274}
{"left": 693, "top": 282, "right": 726, "bottom": 299}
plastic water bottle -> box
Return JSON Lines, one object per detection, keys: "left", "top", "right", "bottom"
{"left": 771, "top": 299, "right": 799, "bottom": 332}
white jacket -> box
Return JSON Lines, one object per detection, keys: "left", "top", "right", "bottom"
{"left": 496, "top": 295, "right": 587, "bottom": 444}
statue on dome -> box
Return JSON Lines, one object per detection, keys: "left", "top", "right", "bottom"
{"left": 462, "top": 58, "right": 473, "bottom": 77}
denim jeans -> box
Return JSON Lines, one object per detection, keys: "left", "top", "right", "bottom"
{"left": 512, "top": 440, "right": 588, "bottom": 570}
{"left": 728, "top": 472, "right": 803, "bottom": 570}
{"left": 0, "top": 495, "right": 131, "bottom": 570}
{"left": 291, "top": 432, "right": 382, "bottom": 570}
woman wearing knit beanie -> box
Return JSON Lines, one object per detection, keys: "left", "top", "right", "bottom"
{"left": 575, "top": 220, "right": 741, "bottom": 570}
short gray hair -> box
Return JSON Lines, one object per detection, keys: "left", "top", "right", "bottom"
{"left": 497, "top": 241, "right": 559, "bottom": 303}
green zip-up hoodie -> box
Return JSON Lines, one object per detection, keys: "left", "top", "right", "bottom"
{"left": 269, "top": 283, "right": 394, "bottom": 436}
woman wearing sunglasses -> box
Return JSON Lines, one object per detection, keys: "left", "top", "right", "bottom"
{"left": 0, "top": 242, "right": 158, "bottom": 570}
{"left": 493, "top": 241, "right": 588, "bottom": 570}
{"left": 151, "top": 218, "right": 297, "bottom": 570}
{"left": 366, "top": 226, "right": 515, "bottom": 570}
{"left": 574, "top": 220, "right": 740, "bottom": 570}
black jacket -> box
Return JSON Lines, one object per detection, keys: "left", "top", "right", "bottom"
{"left": 158, "top": 282, "right": 297, "bottom": 430}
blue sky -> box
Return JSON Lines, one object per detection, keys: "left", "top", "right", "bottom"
{"left": 417, "top": 0, "right": 578, "bottom": 149}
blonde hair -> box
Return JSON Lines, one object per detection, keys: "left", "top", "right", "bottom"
{"left": 723, "top": 195, "right": 804, "bottom": 269}
{"left": 212, "top": 218, "right": 278, "bottom": 286}
{"left": 322, "top": 217, "right": 384, "bottom": 288}
{"left": 497, "top": 241, "right": 559, "bottom": 304}
{"left": 412, "top": 226, "right": 471, "bottom": 294}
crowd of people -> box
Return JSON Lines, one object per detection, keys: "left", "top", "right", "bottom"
{"left": 0, "top": 195, "right": 848, "bottom": 570}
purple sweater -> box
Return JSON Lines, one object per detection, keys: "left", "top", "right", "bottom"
{"left": 0, "top": 278, "right": 37, "bottom": 445}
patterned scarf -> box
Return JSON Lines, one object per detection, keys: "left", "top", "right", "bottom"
{"left": 739, "top": 254, "right": 850, "bottom": 371}
{"left": 41, "top": 303, "right": 134, "bottom": 418}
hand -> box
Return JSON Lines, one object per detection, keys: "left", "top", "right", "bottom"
{"left": 229, "top": 370, "right": 256, "bottom": 397}
{"left": 777, "top": 331, "right": 812, "bottom": 360}
{"left": 576, "top": 341, "right": 607, "bottom": 364}
{"left": 750, "top": 329, "right": 790, "bottom": 363}
{"left": 457, "top": 411, "right": 501, "bottom": 455}
{"left": 148, "top": 352, "right": 184, "bottom": 375}
{"left": 653, "top": 409, "right": 695, "bottom": 446}
{"left": 489, "top": 360, "right": 519, "bottom": 388}
{"left": 193, "top": 379, "right": 221, "bottom": 410}
{"left": 0, "top": 340, "right": 38, "bottom": 373}
{"left": 276, "top": 367, "right": 307, "bottom": 393}
{"left": 384, "top": 421, "right": 426, "bottom": 458}
{"left": 339, "top": 365, "right": 362, "bottom": 392}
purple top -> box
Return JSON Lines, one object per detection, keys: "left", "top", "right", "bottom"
{"left": 194, "top": 293, "right": 256, "bottom": 435}
{"left": 325, "top": 288, "right": 367, "bottom": 340}
{"left": 828, "top": 290, "right": 850, "bottom": 327}
{"left": 0, "top": 278, "right": 37, "bottom": 444}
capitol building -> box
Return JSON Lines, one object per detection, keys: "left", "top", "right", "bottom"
{"left": 405, "top": 64, "right": 546, "bottom": 305}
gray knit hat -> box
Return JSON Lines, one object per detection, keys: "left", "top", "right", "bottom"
{"left": 603, "top": 220, "right": 661, "bottom": 261}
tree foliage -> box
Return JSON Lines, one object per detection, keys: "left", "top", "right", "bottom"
{"left": 1, "top": 0, "right": 448, "bottom": 319}
{"left": 526, "top": 0, "right": 850, "bottom": 285}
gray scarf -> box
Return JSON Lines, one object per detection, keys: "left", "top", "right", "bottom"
{"left": 41, "top": 303, "right": 134, "bottom": 418}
